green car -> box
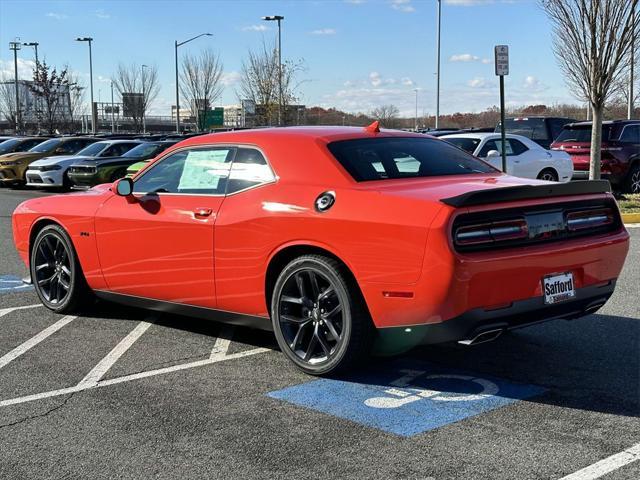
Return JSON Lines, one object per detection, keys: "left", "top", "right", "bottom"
{"left": 68, "top": 141, "right": 178, "bottom": 188}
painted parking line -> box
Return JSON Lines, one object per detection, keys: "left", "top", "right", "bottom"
{"left": 0, "top": 315, "right": 76, "bottom": 370}
{"left": 78, "top": 319, "right": 154, "bottom": 388}
{"left": 0, "top": 274, "right": 33, "bottom": 294}
{"left": 268, "top": 360, "right": 545, "bottom": 437}
{"left": 558, "top": 442, "right": 640, "bottom": 480}
{"left": 0, "top": 304, "right": 41, "bottom": 318}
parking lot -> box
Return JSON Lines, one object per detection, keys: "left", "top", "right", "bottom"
{"left": 0, "top": 188, "right": 638, "bottom": 479}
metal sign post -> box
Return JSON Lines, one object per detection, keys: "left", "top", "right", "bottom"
{"left": 495, "top": 45, "right": 509, "bottom": 173}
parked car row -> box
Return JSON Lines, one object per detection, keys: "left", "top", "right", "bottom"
{"left": 0, "top": 133, "right": 200, "bottom": 191}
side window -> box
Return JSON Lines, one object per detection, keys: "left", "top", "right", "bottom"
{"left": 133, "top": 147, "right": 234, "bottom": 195}
{"left": 226, "top": 148, "right": 275, "bottom": 194}
{"left": 508, "top": 139, "right": 529, "bottom": 155}
{"left": 619, "top": 125, "right": 640, "bottom": 143}
{"left": 478, "top": 140, "right": 498, "bottom": 157}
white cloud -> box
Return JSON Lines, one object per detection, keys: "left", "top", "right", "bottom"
{"left": 450, "top": 53, "right": 480, "bottom": 63}
{"left": 0, "top": 58, "right": 36, "bottom": 80}
{"left": 401, "top": 77, "right": 414, "bottom": 86}
{"left": 468, "top": 77, "right": 489, "bottom": 88}
{"left": 310, "top": 28, "right": 336, "bottom": 35}
{"left": 369, "top": 71, "right": 382, "bottom": 87}
{"left": 242, "top": 25, "right": 269, "bottom": 32}
{"left": 345, "top": 0, "right": 366, "bottom": 3}
{"left": 45, "top": 12, "right": 68, "bottom": 20}
{"left": 95, "top": 9, "right": 111, "bottom": 19}
{"left": 481, "top": 58, "right": 492, "bottom": 64}
{"left": 522, "top": 75, "right": 548, "bottom": 92}
{"left": 390, "top": 0, "right": 415, "bottom": 13}
{"left": 221, "top": 71, "right": 241, "bottom": 86}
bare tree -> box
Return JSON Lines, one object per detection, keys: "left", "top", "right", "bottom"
{"left": 65, "top": 69, "right": 87, "bottom": 132}
{"left": 29, "top": 61, "right": 70, "bottom": 134}
{"left": 0, "top": 74, "right": 18, "bottom": 129}
{"left": 371, "top": 104, "right": 400, "bottom": 129}
{"left": 541, "top": 0, "right": 639, "bottom": 180}
{"left": 238, "top": 40, "right": 305, "bottom": 126}
{"left": 112, "top": 63, "right": 160, "bottom": 132}
{"left": 180, "top": 48, "right": 224, "bottom": 131}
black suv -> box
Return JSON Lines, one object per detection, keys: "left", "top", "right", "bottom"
{"left": 495, "top": 116, "right": 575, "bottom": 149}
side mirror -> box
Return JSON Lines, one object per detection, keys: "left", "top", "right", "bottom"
{"left": 114, "top": 177, "right": 133, "bottom": 196}
{"left": 486, "top": 150, "right": 500, "bottom": 158}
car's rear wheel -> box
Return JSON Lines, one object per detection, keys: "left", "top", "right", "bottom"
{"left": 31, "top": 224, "right": 91, "bottom": 313}
{"left": 271, "top": 255, "right": 372, "bottom": 375}
{"left": 626, "top": 164, "right": 640, "bottom": 194}
{"left": 537, "top": 168, "right": 558, "bottom": 182}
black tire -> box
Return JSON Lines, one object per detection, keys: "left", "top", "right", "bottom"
{"left": 270, "top": 254, "right": 373, "bottom": 376}
{"left": 537, "top": 168, "right": 558, "bottom": 182}
{"left": 625, "top": 164, "right": 640, "bottom": 194}
{"left": 30, "top": 224, "right": 92, "bottom": 313}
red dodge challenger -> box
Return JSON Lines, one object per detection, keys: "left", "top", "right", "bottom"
{"left": 12, "top": 125, "right": 630, "bottom": 374}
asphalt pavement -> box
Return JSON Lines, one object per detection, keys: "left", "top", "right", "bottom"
{"left": 0, "top": 187, "right": 638, "bottom": 480}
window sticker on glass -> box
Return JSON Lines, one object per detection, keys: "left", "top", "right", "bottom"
{"left": 178, "top": 149, "right": 231, "bottom": 191}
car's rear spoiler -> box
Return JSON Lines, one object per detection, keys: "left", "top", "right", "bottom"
{"left": 440, "top": 180, "right": 611, "bottom": 208}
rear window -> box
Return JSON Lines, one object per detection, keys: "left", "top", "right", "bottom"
{"left": 442, "top": 137, "right": 481, "bottom": 154}
{"left": 500, "top": 118, "right": 549, "bottom": 141}
{"left": 555, "top": 125, "right": 613, "bottom": 143}
{"left": 327, "top": 137, "right": 496, "bottom": 182}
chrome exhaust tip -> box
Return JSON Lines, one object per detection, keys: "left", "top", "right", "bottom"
{"left": 458, "top": 328, "right": 504, "bottom": 346}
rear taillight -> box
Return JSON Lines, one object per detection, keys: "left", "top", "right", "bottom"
{"left": 455, "top": 218, "right": 528, "bottom": 246}
{"left": 566, "top": 208, "right": 614, "bottom": 232}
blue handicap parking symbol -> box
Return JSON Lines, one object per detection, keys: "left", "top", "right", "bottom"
{"left": 268, "top": 360, "right": 545, "bottom": 437}
{"left": 0, "top": 275, "right": 33, "bottom": 294}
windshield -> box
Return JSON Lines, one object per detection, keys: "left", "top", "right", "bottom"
{"left": 500, "top": 118, "right": 549, "bottom": 141}
{"left": 442, "top": 137, "right": 482, "bottom": 154}
{"left": 28, "top": 138, "right": 62, "bottom": 152}
{"left": 122, "top": 143, "right": 161, "bottom": 158}
{"left": 0, "top": 139, "right": 21, "bottom": 154}
{"left": 554, "top": 125, "right": 613, "bottom": 143}
{"left": 327, "top": 137, "right": 496, "bottom": 182}
{"left": 76, "top": 142, "right": 108, "bottom": 156}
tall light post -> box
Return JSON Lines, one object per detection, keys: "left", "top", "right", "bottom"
{"left": 23, "top": 42, "right": 40, "bottom": 132}
{"left": 142, "top": 64, "right": 149, "bottom": 134}
{"left": 435, "top": 0, "right": 442, "bottom": 129}
{"left": 76, "top": 37, "right": 95, "bottom": 133}
{"left": 174, "top": 33, "right": 212, "bottom": 133}
{"left": 414, "top": 88, "right": 419, "bottom": 131}
{"left": 262, "top": 15, "right": 284, "bottom": 126}
{"left": 110, "top": 81, "right": 115, "bottom": 133}
{"left": 9, "top": 41, "right": 21, "bottom": 134}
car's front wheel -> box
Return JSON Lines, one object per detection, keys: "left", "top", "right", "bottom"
{"left": 31, "top": 224, "right": 91, "bottom": 313}
{"left": 271, "top": 255, "right": 372, "bottom": 375}
{"left": 537, "top": 168, "right": 558, "bottom": 182}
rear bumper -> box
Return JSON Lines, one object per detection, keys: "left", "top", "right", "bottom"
{"left": 375, "top": 280, "right": 616, "bottom": 349}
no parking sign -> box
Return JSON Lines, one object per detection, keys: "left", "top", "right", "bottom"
{"left": 268, "top": 361, "right": 544, "bottom": 437}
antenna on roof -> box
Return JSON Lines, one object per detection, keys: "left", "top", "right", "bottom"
{"left": 365, "top": 121, "right": 380, "bottom": 133}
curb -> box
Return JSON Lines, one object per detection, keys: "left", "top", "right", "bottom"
{"left": 621, "top": 213, "right": 640, "bottom": 224}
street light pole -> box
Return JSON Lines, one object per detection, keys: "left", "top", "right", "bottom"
{"left": 111, "top": 81, "right": 115, "bottom": 133}
{"left": 9, "top": 41, "right": 21, "bottom": 134}
{"left": 23, "top": 41, "right": 38, "bottom": 64}
{"left": 435, "top": 0, "right": 442, "bottom": 129}
{"left": 142, "top": 64, "right": 148, "bottom": 134}
{"left": 76, "top": 37, "right": 95, "bottom": 133}
{"left": 414, "top": 88, "right": 419, "bottom": 131}
{"left": 174, "top": 33, "right": 213, "bottom": 133}
{"left": 262, "top": 15, "right": 285, "bottom": 126}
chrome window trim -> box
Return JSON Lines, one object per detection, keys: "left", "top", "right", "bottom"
{"left": 132, "top": 142, "right": 278, "bottom": 197}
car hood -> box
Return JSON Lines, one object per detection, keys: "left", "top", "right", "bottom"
{"left": 0, "top": 151, "right": 43, "bottom": 162}
{"left": 29, "top": 155, "right": 88, "bottom": 167}
{"left": 75, "top": 156, "right": 132, "bottom": 167}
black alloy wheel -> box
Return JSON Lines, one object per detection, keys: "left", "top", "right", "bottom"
{"left": 537, "top": 168, "right": 558, "bottom": 182}
{"left": 271, "top": 255, "right": 372, "bottom": 375}
{"left": 31, "top": 224, "right": 90, "bottom": 313}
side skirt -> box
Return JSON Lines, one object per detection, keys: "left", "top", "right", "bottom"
{"left": 94, "top": 290, "right": 273, "bottom": 331}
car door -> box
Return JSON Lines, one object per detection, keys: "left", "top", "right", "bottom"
{"left": 94, "top": 146, "right": 235, "bottom": 308}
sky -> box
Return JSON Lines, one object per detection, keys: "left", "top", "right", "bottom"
{"left": 0, "top": 0, "right": 581, "bottom": 117}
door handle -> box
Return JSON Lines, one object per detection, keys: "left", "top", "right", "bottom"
{"left": 193, "top": 208, "right": 213, "bottom": 219}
